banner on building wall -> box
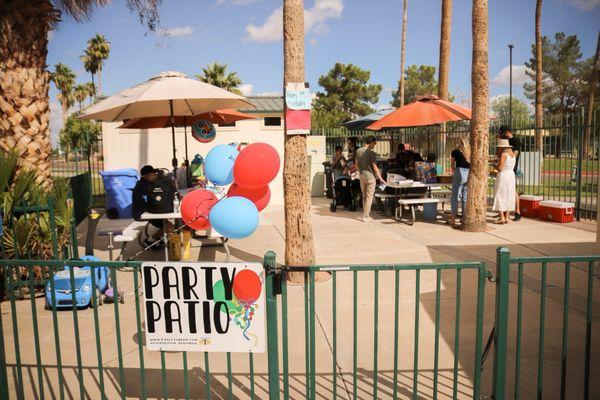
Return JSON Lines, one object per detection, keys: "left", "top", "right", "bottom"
{"left": 141, "top": 262, "right": 265, "bottom": 352}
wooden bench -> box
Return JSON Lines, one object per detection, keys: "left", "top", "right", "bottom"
{"left": 396, "top": 198, "right": 440, "bottom": 225}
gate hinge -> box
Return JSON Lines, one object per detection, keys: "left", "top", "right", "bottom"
{"left": 486, "top": 270, "right": 497, "bottom": 282}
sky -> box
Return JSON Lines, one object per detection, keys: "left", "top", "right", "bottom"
{"left": 47, "top": 0, "right": 600, "bottom": 141}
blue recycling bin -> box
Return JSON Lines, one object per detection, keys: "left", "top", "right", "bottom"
{"left": 99, "top": 169, "right": 139, "bottom": 219}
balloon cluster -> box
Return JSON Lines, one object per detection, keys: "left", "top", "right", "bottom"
{"left": 180, "top": 143, "right": 280, "bottom": 239}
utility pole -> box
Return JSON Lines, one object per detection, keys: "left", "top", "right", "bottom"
{"left": 508, "top": 44, "right": 514, "bottom": 127}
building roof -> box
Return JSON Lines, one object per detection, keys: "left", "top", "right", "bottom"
{"left": 240, "top": 96, "right": 283, "bottom": 114}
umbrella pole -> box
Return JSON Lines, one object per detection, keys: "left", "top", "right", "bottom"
{"left": 184, "top": 120, "right": 189, "bottom": 166}
{"left": 169, "top": 99, "right": 178, "bottom": 174}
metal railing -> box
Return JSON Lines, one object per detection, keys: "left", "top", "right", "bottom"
{"left": 493, "top": 248, "right": 600, "bottom": 400}
{"left": 0, "top": 248, "right": 598, "bottom": 399}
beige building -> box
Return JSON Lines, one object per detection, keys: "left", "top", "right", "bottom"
{"left": 101, "top": 96, "right": 292, "bottom": 207}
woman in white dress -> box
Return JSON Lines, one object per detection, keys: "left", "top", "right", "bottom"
{"left": 493, "top": 139, "right": 516, "bottom": 224}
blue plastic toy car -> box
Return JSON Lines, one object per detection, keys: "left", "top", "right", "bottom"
{"left": 45, "top": 255, "right": 110, "bottom": 310}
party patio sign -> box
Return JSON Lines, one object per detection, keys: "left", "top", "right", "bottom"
{"left": 141, "top": 262, "right": 265, "bottom": 352}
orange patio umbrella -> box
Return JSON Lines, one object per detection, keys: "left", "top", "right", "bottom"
{"left": 367, "top": 95, "right": 471, "bottom": 130}
{"left": 118, "top": 109, "right": 255, "bottom": 164}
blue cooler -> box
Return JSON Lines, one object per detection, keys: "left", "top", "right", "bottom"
{"left": 99, "top": 169, "right": 139, "bottom": 219}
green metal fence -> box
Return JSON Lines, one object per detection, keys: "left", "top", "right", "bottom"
{"left": 493, "top": 248, "right": 600, "bottom": 400}
{"left": 0, "top": 248, "right": 598, "bottom": 399}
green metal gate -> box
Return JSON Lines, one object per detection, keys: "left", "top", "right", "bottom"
{"left": 0, "top": 248, "right": 597, "bottom": 399}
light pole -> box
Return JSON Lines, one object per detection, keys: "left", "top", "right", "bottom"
{"left": 508, "top": 44, "right": 514, "bottom": 127}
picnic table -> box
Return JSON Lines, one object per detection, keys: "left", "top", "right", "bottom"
{"left": 376, "top": 181, "right": 452, "bottom": 224}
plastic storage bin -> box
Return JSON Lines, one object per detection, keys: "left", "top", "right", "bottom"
{"left": 519, "top": 195, "right": 543, "bottom": 218}
{"left": 538, "top": 200, "right": 574, "bottom": 223}
{"left": 99, "top": 169, "right": 139, "bottom": 219}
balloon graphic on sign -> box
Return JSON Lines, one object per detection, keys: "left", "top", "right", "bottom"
{"left": 192, "top": 119, "right": 216, "bottom": 143}
{"left": 212, "top": 280, "right": 242, "bottom": 313}
{"left": 230, "top": 269, "right": 262, "bottom": 342}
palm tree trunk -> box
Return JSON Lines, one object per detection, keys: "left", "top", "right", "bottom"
{"left": 584, "top": 31, "right": 599, "bottom": 158}
{"left": 283, "top": 0, "right": 322, "bottom": 283}
{"left": 534, "top": 0, "right": 543, "bottom": 151}
{"left": 90, "top": 73, "right": 96, "bottom": 99}
{"left": 438, "top": 0, "right": 452, "bottom": 101}
{"left": 463, "top": 0, "right": 489, "bottom": 232}
{"left": 0, "top": 0, "right": 56, "bottom": 190}
{"left": 399, "top": 0, "right": 408, "bottom": 107}
{"left": 97, "top": 66, "right": 102, "bottom": 96}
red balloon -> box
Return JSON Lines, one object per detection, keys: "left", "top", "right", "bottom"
{"left": 233, "top": 270, "right": 262, "bottom": 305}
{"left": 227, "top": 183, "right": 271, "bottom": 212}
{"left": 181, "top": 189, "right": 219, "bottom": 230}
{"left": 233, "top": 143, "right": 280, "bottom": 189}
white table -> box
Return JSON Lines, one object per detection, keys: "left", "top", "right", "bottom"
{"left": 140, "top": 211, "right": 181, "bottom": 260}
{"left": 140, "top": 211, "right": 230, "bottom": 262}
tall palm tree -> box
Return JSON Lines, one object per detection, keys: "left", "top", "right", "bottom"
{"left": 51, "top": 63, "right": 76, "bottom": 123}
{"left": 81, "top": 50, "right": 98, "bottom": 97}
{"left": 437, "top": 0, "right": 452, "bottom": 101}
{"left": 282, "top": 0, "right": 322, "bottom": 283}
{"left": 0, "top": 0, "right": 160, "bottom": 190}
{"left": 534, "top": 0, "right": 543, "bottom": 151}
{"left": 85, "top": 81, "right": 96, "bottom": 105}
{"left": 463, "top": 0, "right": 489, "bottom": 232}
{"left": 72, "top": 83, "right": 89, "bottom": 110}
{"left": 196, "top": 62, "right": 242, "bottom": 94}
{"left": 84, "top": 34, "right": 110, "bottom": 95}
{"left": 398, "top": 0, "right": 408, "bottom": 107}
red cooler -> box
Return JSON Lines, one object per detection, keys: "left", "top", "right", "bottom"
{"left": 538, "top": 201, "right": 575, "bottom": 223}
{"left": 519, "top": 195, "right": 543, "bottom": 218}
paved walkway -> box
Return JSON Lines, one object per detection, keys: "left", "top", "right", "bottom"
{"left": 1, "top": 198, "right": 598, "bottom": 399}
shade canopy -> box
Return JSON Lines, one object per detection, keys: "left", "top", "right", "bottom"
{"left": 78, "top": 71, "right": 253, "bottom": 122}
{"left": 117, "top": 109, "right": 255, "bottom": 129}
{"left": 367, "top": 95, "right": 471, "bottom": 130}
{"left": 343, "top": 108, "right": 395, "bottom": 130}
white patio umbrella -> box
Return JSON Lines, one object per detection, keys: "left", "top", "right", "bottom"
{"left": 78, "top": 71, "right": 253, "bottom": 168}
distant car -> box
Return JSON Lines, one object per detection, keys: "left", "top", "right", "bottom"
{"left": 45, "top": 256, "right": 110, "bottom": 310}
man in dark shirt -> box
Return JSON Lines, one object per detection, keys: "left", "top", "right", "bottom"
{"left": 132, "top": 165, "right": 175, "bottom": 247}
{"left": 499, "top": 125, "right": 521, "bottom": 221}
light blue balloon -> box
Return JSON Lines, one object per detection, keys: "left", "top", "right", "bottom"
{"left": 204, "top": 144, "right": 238, "bottom": 186}
{"left": 209, "top": 197, "right": 259, "bottom": 239}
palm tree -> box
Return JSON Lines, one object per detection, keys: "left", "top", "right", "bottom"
{"left": 85, "top": 81, "right": 96, "bottom": 105}
{"left": 196, "top": 62, "right": 242, "bottom": 94}
{"left": 81, "top": 51, "right": 98, "bottom": 97}
{"left": 83, "top": 34, "right": 110, "bottom": 95}
{"left": 0, "top": 0, "right": 160, "bottom": 190}
{"left": 437, "top": 0, "right": 452, "bottom": 101}
{"left": 463, "top": 0, "right": 489, "bottom": 232}
{"left": 51, "top": 63, "right": 76, "bottom": 123}
{"left": 282, "top": 0, "right": 323, "bottom": 283}
{"left": 534, "top": 0, "right": 543, "bottom": 151}
{"left": 398, "top": 0, "right": 408, "bottom": 107}
{"left": 72, "top": 83, "right": 89, "bottom": 110}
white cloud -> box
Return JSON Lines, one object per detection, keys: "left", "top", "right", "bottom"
{"left": 567, "top": 0, "right": 600, "bottom": 11}
{"left": 492, "top": 64, "right": 532, "bottom": 86}
{"left": 158, "top": 25, "right": 194, "bottom": 38}
{"left": 245, "top": 0, "right": 344, "bottom": 43}
{"left": 256, "top": 91, "right": 282, "bottom": 97}
{"left": 238, "top": 83, "right": 254, "bottom": 96}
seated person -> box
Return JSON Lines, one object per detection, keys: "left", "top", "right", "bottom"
{"left": 132, "top": 165, "right": 176, "bottom": 247}
{"left": 331, "top": 146, "right": 347, "bottom": 178}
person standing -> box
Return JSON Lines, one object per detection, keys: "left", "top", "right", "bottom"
{"left": 492, "top": 139, "right": 517, "bottom": 224}
{"left": 331, "top": 145, "right": 347, "bottom": 178}
{"left": 355, "top": 136, "right": 386, "bottom": 222}
{"left": 346, "top": 137, "right": 358, "bottom": 166}
{"left": 448, "top": 137, "right": 471, "bottom": 226}
{"left": 499, "top": 125, "right": 522, "bottom": 220}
